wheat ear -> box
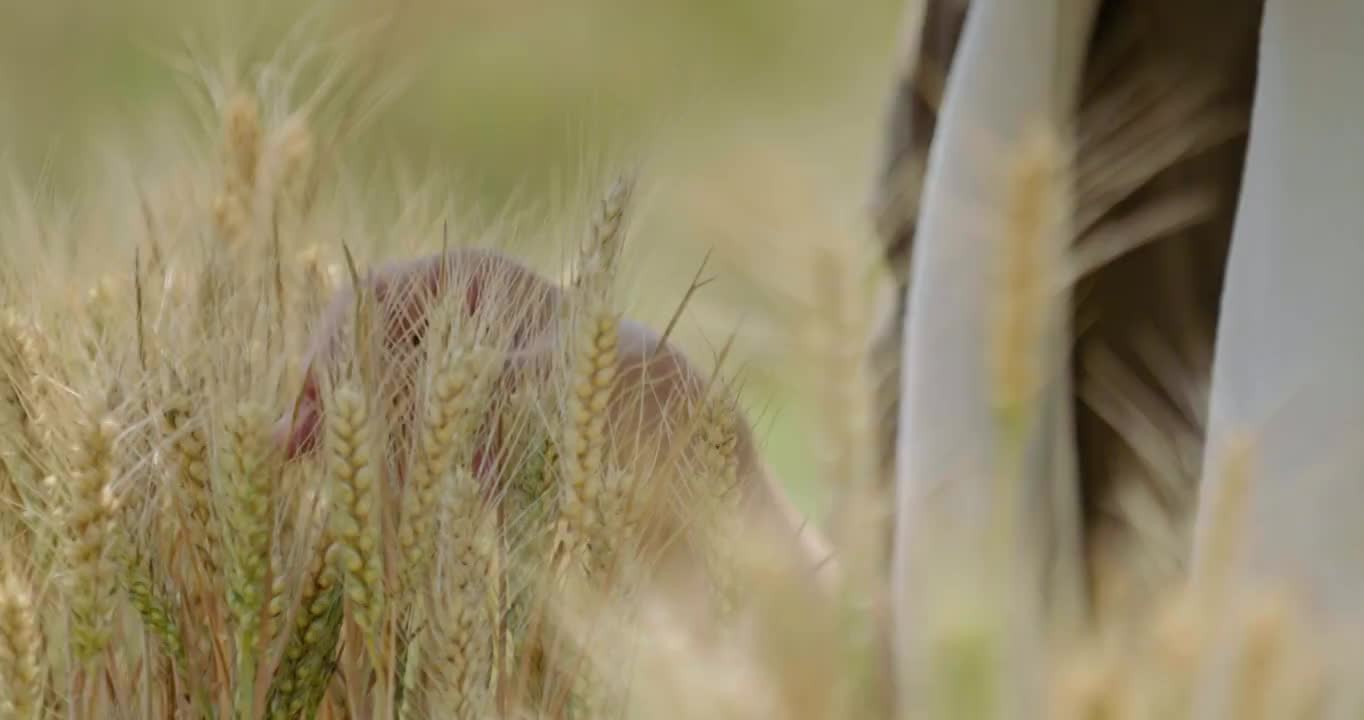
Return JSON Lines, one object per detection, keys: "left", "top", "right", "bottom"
{"left": 267, "top": 531, "right": 344, "bottom": 720}
{"left": 221, "top": 401, "right": 277, "bottom": 717}
{"left": 1191, "top": 432, "right": 1255, "bottom": 609}
{"left": 164, "top": 394, "right": 220, "bottom": 585}
{"left": 325, "top": 384, "right": 385, "bottom": 650}
{"left": 981, "top": 124, "right": 1083, "bottom": 645}
{"left": 1049, "top": 648, "right": 1128, "bottom": 720}
{"left": 499, "top": 397, "right": 559, "bottom": 709}
{"left": 0, "top": 572, "right": 42, "bottom": 720}
{"left": 65, "top": 414, "right": 118, "bottom": 662}
{"left": 802, "top": 237, "right": 891, "bottom": 715}
{"left": 277, "top": 113, "right": 316, "bottom": 216}
{"left": 214, "top": 92, "right": 262, "bottom": 246}
{"left": 412, "top": 466, "right": 498, "bottom": 718}
{"left": 557, "top": 177, "right": 633, "bottom": 576}
{"left": 122, "top": 547, "right": 185, "bottom": 667}
{"left": 557, "top": 311, "right": 617, "bottom": 574}
{"left": 696, "top": 394, "right": 741, "bottom": 618}
{"left": 0, "top": 311, "right": 52, "bottom": 545}
{"left": 0, "top": 385, "right": 28, "bottom": 557}
{"left": 397, "top": 342, "right": 495, "bottom": 602}
{"left": 547, "top": 177, "right": 637, "bottom": 718}
{"left": 0, "top": 310, "right": 49, "bottom": 439}
{"left": 989, "top": 126, "right": 1070, "bottom": 436}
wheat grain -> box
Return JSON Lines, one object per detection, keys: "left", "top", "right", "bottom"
{"left": 989, "top": 125, "right": 1070, "bottom": 435}
{"left": 325, "top": 384, "right": 385, "bottom": 647}
{"left": 267, "top": 533, "right": 344, "bottom": 720}
{"left": 215, "top": 92, "right": 263, "bottom": 245}
{"left": 220, "top": 401, "right": 277, "bottom": 716}
{"left": 1216, "top": 591, "right": 1325, "bottom": 720}
{"left": 65, "top": 413, "right": 119, "bottom": 662}
{"left": 0, "top": 311, "right": 50, "bottom": 485}
{"left": 557, "top": 326, "right": 622, "bottom": 720}
{"left": 1192, "top": 432, "right": 1255, "bottom": 607}
{"left": 500, "top": 400, "right": 560, "bottom": 708}
{"left": 0, "top": 572, "right": 42, "bottom": 720}
{"left": 226, "top": 94, "right": 262, "bottom": 194}
{"left": 1050, "top": 648, "right": 1129, "bottom": 720}
{"left": 164, "top": 393, "right": 220, "bottom": 583}
{"left": 394, "top": 319, "right": 502, "bottom": 714}
{"left": 0, "top": 387, "right": 28, "bottom": 557}
{"left": 573, "top": 176, "right": 633, "bottom": 294}
{"left": 980, "top": 124, "right": 1086, "bottom": 660}
{"left": 277, "top": 113, "right": 316, "bottom": 216}
{"left": 421, "top": 465, "right": 497, "bottom": 718}
{"left": 557, "top": 308, "right": 618, "bottom": 575}
{"left": 556, "top": 179, "right": 635, "bottom": 575}
{"left": 122, "top": 547, "right": 186, "bottom": 666}
{"left": 696, "top": 395, "right": 740, "bottom": 618}
{"left": 397, "top": 341, "right": 495, "bottom": 602}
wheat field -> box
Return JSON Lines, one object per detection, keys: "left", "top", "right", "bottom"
{"left": 1, "top": 2, "right": 1363, "bottom": 720}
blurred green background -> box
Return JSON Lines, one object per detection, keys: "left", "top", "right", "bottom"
{"left": 0, "top": 0, "right": 907, "bottom": 519}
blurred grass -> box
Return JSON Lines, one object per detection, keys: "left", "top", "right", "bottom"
{"left": 0, "top": 0, "right": 904, "bottom": 519}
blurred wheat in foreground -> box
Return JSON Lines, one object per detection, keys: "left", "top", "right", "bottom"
{"left": 0, "top": 48, "right": 1359, "bottom": 720}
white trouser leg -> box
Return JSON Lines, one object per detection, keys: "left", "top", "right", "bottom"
{"left": 891, "top": 0, "right": 1098, "bottom": 706}
{"left": 1194, "top": 0, "right": 1364, "bottom": 621}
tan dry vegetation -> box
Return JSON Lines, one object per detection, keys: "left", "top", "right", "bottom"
{"left": 1, "top": 15, "right": 1363, "bottom": 720}
{"left": 0, "top": 48, "right": 850, "bottom": 717}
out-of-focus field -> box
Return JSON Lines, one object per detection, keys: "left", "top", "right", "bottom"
{"left": 0, "top": 0, "right": 905, "bottom": 517}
